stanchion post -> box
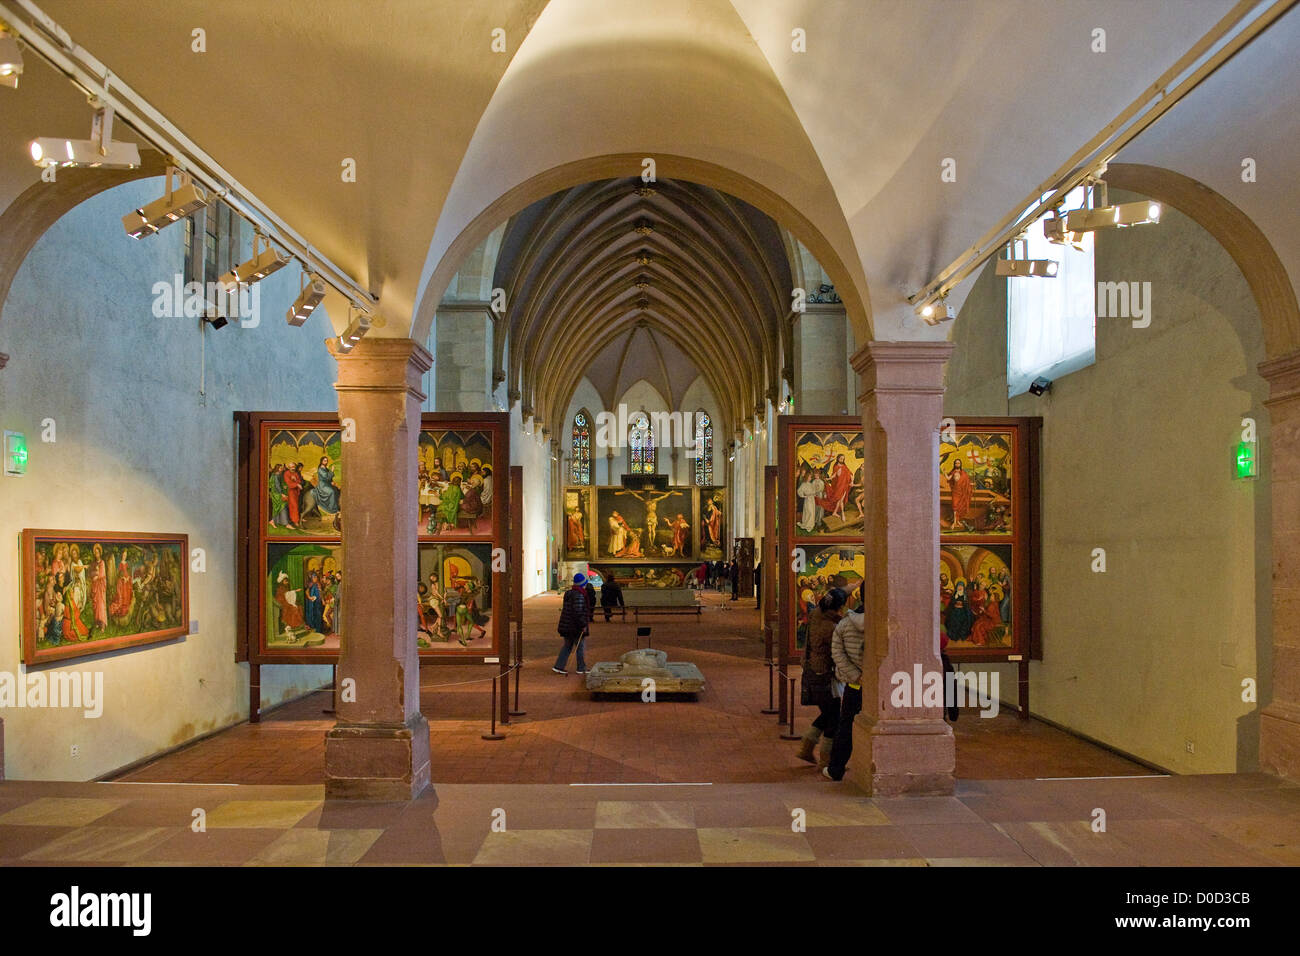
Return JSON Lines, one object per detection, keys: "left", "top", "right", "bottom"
{"left": 762, "top": 658, "right": 778, "bottom": 715}
{"left": 322, "top": 663, "right": 337, "bottom": 715}
{"left": 780, "top": 675, "right": 801, "bottom": 740}
{"left": 482, "top": 671, "right": 506, "bottom": 741}
{"left": 509, "top": 624, "right": 526, "bottom": 717}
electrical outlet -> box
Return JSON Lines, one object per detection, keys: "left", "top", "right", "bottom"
{"left": 70, "top": 744, "right": 79, "bottom": 758}
{"left": 1185, "top": 739, "right": 1195, "bottom": 754}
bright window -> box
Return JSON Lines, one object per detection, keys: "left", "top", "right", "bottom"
{"left": 570, "top": 411, "right": 591, "bottom": 485}
{"left": 629, "top": 413, "right": 656, "bottom": 474}
{"left": 1006, "top": 185, "right": 1096, "bottom": 397}
{"left": 694, "top": 412, "right": 713, "bottom": 485}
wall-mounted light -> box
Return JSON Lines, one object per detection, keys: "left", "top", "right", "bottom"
{"left": 30, "top": 105, "right": 140, "bottom": 169}
{"left": 0, "top": 27, "right": 24, "bottom": 89}
{"left": 123, "top": 166, "right": 206, "bottom": 239}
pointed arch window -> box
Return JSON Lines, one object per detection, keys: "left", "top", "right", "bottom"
{"left": 571, "top": 410, "right": 591, "bottom": 485}
{"left": 629, "top": 412, "right": 657, "bottom": 474}
{"left": 694, "top": 411, "right": 713, "bottom": 485}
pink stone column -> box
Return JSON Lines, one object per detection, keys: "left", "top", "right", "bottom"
{"left": 324, "top": 338, "right": 432, "bottom": 799}
{"left": 848, "top": 341, "right": 955, "bottom": 795}
{"left": 1260, "top": 349, "right": 1300, "bottom": 779}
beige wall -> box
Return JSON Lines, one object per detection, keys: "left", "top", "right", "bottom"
{"left": 945, "top": 191, "right": 1270, "bottom": 773}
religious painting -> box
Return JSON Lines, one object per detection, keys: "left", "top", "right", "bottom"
{"left": 563, "top": 487, "right": 592, "bottom": 559}
{"left": 596, "top": 486, "right": 694, "bottom": 560}
{"left": 22, "top": 530, "right": 189, "bottom": 665}
{"left": 790, "top": 545, "right": 865, "bottom": 652}
{"left": 265, "top": 542, "right": 342, "bottom": 652}
{"left": 940, "top": 544, "right": 1014, "bottom": 652}
{"left": 416, "top": 543, "right": 493, "bottom": 653}
{"left": 698, "top": 486, "right": 726, "bottom": 560}
{"left": 592, "top": 563, "right": 691, "bottom": 589}
{"left": 265, "top": 428, "right": 343, "bottom": 536}
{"left": 418, "top": 429, "right": 495, "bottom": 537}
{"left": 939, "top": 429, "right": 1013, "bottom": 535}
{"left": 792, "top": 430, "right": 865, "bottom": 537}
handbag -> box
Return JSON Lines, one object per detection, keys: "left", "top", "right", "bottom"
{"left": 800, "top": 664, "right": 834, "bottom": 706}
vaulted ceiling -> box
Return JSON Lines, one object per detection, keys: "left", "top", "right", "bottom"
{"left": 3, "top": 0, "right": 1298, "bottom": 357}
{"left": 493, "top": 178, "right": 791, "bottom": 437}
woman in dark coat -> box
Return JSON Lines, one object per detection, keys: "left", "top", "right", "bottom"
{"left": 553, "top": 573, "right": 589, "bottom": 675}
{"left": 797, "top": 588, "right": 846, "bottom": 766}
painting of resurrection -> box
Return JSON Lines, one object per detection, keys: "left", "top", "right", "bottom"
{"left": 792, "top": 430, "right": 865, "bottom": 536}
{"left": 23, "top": 530, "right": 188, "bottom": 664}
{"left": 939, "top": 429, "right": 1013, "bottom": 535}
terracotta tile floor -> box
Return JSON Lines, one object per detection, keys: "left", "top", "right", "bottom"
{"left": 2, "top": 774, "right": 1296, "bottom": 866}
{"left": 112, "top": 591, "right": 1150, "bottom": 786}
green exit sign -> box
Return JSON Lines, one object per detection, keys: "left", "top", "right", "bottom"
{"left": 4, "top": 430, "right": 27, "bottom": 476}
{"left": 1235, "top": 441, "right": 1258, "bottom": 479}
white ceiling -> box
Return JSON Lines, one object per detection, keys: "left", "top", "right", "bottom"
{"left": 3, "top": 0, "right": 1296, "bottom": 349}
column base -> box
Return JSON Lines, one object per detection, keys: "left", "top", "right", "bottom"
{"left": 845, "top": 714, "right": 955, "bottom": 796}
{"left": 324, "top": 714, "right": 431, "bottom": 800}
{"left": 1260, "top": 701, "right": 1300, "bottom": 780}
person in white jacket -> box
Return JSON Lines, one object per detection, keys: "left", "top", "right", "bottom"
{"left": 824, "top": 607, "right": 865, "bottom": 781}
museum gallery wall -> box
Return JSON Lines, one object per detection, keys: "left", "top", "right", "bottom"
{"left": 563, "top": 483, "right": 726, "bottom": 587}
{"left": 777, "top": 415, "right": 1039, "bottom": 666}
{"left": 237, "top": 412, "right": 510, "bottom": 665}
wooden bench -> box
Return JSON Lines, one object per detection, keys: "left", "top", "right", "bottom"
{"left": 623, "top": 587, "right": 702, "bottom": 624}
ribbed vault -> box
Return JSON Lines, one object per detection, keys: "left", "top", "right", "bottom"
{"left": 493, "top": 178, "right": 793, "bottom": 438}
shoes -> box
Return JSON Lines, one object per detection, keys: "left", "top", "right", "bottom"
{"left": 822, "top": 767, "right": 841, "bottom": 781}
{"left": 577, "top": 668, "right": 587, "bottom": 675}
{"left": 551, "top": 667, "right": 567, "bottom": 675}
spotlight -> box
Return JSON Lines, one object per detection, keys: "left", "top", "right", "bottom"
{"left": 221, "top": 233, "right": 290, "bottom": 288}
{"left": 1028, "top": 376, "right": 1052, "bottom": 396}
{"left": 335, "top": 311, "right": 371, "bottom": 353}
{"left": 917, "top": 299, "right": 955, "bottom": 325}
{"left": 122, "top": 166, "right": 206, "bottom": 239}
{"left": 202, "top": 308, "right": 229, "bottom": 331}
{"left": 1042, "top": 210, "right": 1086, "bottom": 251}
{"left": 30, "top": 106, "right": 141, "bottom": 169}
{"left": 0, "top": 28, "right": 23, "bottom": 89}
{"left": 996, "top": 238, "right": 1058, "bottom": 278}
{"left": 287, "top": 273, "right": 327, "bottom": 327}
{"left": 1064, "top": 181, "right": 1161, "bottom": 233}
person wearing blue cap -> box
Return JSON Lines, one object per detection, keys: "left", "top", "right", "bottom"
{"left": 553, "top": 572, "right": 589, "bottom": 675}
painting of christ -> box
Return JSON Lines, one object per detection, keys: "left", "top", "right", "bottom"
{"left": 265, "top": 428, "right": 343, "bottom": 537}
{"left": 265, "top": 542, "right": 342, "bottom": 652}
{"left": 699, "top": 487, "right": 726, "bottom": 560}
{"left": 940, "top": 544, "right": 1014, "bottom": 652}
{"left": 791, "top": 430, "right": 865, "bottom": 537}
{"left": 563, "top": 487, "right": 591, "bottom": 559}
{"left": 790, "top": 546, "right": 865, "bottom": 654}
{"left": 418, "top": 429, "right": 494, "bottom": 537}
{"left": 596, "top": 486, "right": 694, "bottom": 560}
{"left": 939, "top": 430, "right": 1013, "bottom": 534}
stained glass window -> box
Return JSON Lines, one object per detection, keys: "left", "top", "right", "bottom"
{"left": 694, "top": 411, "right": 713, "bottom": 485}
{"left": 571, "top": 410, "right": 591, "bottom": 484}
{"left": 629, "top": 412, "right": 657, "bottom": 474}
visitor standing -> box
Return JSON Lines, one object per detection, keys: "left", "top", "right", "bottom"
{"left": 797, "top": 587, "right": 846, "bottom": 767}
{"left": 600, "top": 576, "right": 625, "bottom": 621}
{"left": 729, "top": 560, "right": 740, "bottom": 601}
{"left": 824, "top": 601, "right": 865, "bottom": 781}
{"left": 553, "top": 573, "right": 589, "bottom": 675}
{"left": 583, "top": 577, "right": 597, "bottom": 626}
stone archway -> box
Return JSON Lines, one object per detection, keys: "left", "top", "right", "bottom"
{"left": 0, "top": 151, "right": 168, "bottom": 324}
{"left": 1102, "top": 163, "right": 1300, "bottom": 779}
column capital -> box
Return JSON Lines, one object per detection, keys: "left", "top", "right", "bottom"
{"left": 851, "top": 340, "right": 953, "bottom": 396}
{"left": 328, "top": 337, "right": 431, "bottom": 399}
{"left": 1260, "top": 348, "right": 1300, "bottom": 407}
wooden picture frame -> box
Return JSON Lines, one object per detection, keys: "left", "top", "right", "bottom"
{"left": 21, "top": 529, "right": 189, "bottom": 665}
{"left": 236, "top": 411, "right": 509, "bottom": 667}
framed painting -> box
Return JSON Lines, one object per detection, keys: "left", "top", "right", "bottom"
{"left": 790, "top": 427, "right": 865, "bottom": 537}
{"left": 698, "top": 486, "right": 726, "bottom": 560}
{"left": 938, "top": 417, "right": 1040, "bottom": 664}
{"left": 590, "top": 563, "right": 692, "bottom": 589}
{"left": 778, "top": 416, "right": 865, "bottom": 662}
{"left": 264, "top": 427, "right": 343, "bottom": 537}
{"left": 418, "top": 428, "right": 497, "bottom": 538}
{"left": 562, "top": 486, "right": 593, "bottom": 560}
{"left": 22, "top": 530, "right": 189, "bottom": 665}
{"left": 595, "top": 485, "right": 694, "bottom": 561}
{"left": 940, "top": 427, "right": 1014, "bottom": 536}
{"left": 264, "top": 541, "right": 342, "bottom": 653}
{"left": 417, "top": 542, "right": 496, "bottom": 654}
{"left": 790, "top": 545, "right": 865, "bottom": 652}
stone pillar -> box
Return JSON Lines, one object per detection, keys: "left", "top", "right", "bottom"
{"left": 848, "top": 341, "right": 955, "bottom": 795}
{"left": 324, "top": 338, "right": 432, "bottom": 800}
{"left": 1261, "top": 349, "right": 1300, "bottom": 779}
